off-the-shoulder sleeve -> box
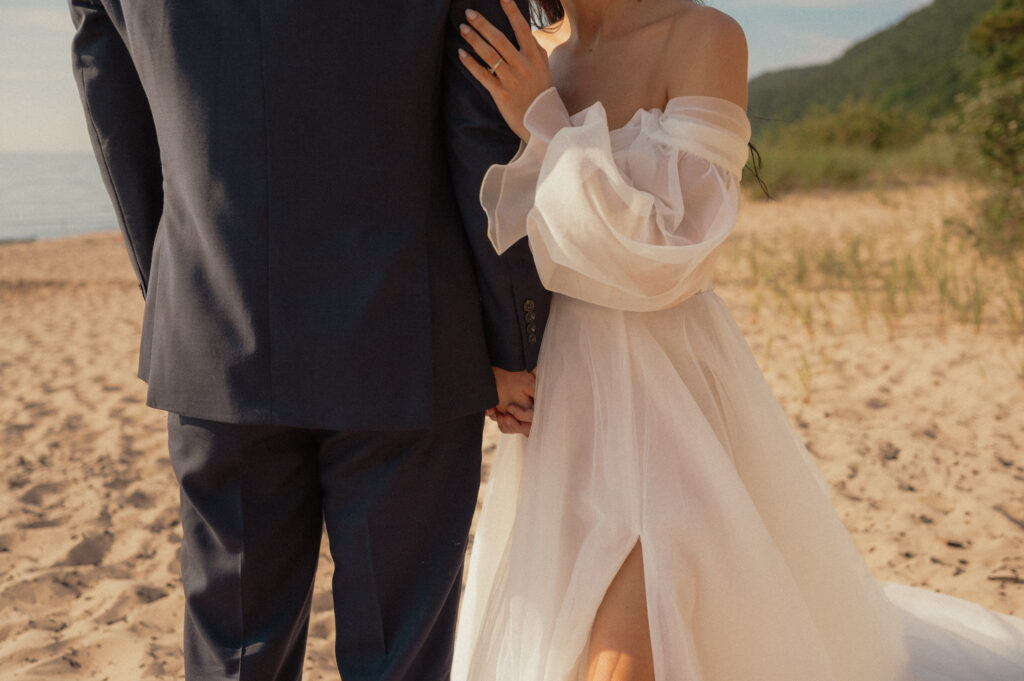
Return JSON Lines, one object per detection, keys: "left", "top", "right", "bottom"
{"left": 480, "top": 87, "right": 751, "bottom": 311}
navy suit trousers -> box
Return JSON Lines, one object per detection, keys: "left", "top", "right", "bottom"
{"left": 168, "top": 413, "right": 484, "bottom": 681}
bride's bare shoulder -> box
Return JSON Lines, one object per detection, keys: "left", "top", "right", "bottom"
{"left": 668, "top": 4, "right": 746, "bottom": 51}
{"left": 664, "top": 4, "right": 748, "bottom": 109}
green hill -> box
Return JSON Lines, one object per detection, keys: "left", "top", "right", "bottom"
{"left": 748, "top": 0, "right": 995, "bottom": 133}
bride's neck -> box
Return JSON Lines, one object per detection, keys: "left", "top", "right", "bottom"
{"left": 560, "top": 0, "right": 638, "bottom": 46}
{"left": 560, "top": 0, "right": 677, "bottom": 48}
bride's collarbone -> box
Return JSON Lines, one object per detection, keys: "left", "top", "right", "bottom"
{"left": 545, "top": 32, "right": 681, "bottom": 127}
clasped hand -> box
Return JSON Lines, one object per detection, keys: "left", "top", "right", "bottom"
{"left": 488, "top": 367, "right": 537, "bottom": 436}
{"left": 458, "top": 0, "right": 555, "bottom": 142}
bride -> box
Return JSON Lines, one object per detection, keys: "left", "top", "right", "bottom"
{"left": 451, "top": 1, "right": 1024, "bottom": 680}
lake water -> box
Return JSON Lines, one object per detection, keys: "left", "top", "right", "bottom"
{"left": 0, "top": 153, "right": 118, "bottom": 242}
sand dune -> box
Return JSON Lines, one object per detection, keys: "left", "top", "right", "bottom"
{"left": 1, "top": 181, "right": 1021, "bottom": 679}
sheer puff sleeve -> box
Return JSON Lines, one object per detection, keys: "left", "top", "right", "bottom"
{"left": 481, "top": 86, "right": 751, "bottom": 312}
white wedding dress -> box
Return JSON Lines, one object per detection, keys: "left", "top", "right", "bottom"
{"left": 451, "top": 87, "right": 1024, "bottom": 681}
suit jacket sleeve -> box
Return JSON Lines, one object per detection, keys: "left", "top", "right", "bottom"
{"left": 442, "top": 0, "right": 551, "bottom": 372}
{"left": 69, "top": 0, "right": 163, "bottom": 297}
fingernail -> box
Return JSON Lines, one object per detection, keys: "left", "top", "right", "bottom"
{"left": 465, "top": 8, "right": 478, "bottom": 19}
{"left": 458, "top": 48, "right": 467, "bottom": 58}
{"left": 459, "top": 23, "right": 470, "bottom": 34}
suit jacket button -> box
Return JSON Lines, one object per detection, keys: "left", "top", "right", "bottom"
{"left": 528, "top": 333, "right": 538, "bottom": 344}
{"left": 527, "top": 323, "right": 538, "bottom": 334}
{"left": 524, "top": 310, "right": 537, "bottom": 322}
{"left": 523, "top": 299, "right": 536, "bottom": 312}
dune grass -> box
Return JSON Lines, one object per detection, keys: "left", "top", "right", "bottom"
{"left": 720, "top": 206, "right": 1024, "bottom": 401}
{"left": 744, "top": 132, "right": 965, "bottom": 197}
{"left": 726, "top": 226, "right": 1024, "bottom": 336}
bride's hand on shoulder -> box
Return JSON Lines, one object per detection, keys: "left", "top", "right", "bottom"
{"left": 458, "top": 0, "right": 554, "bottom": 142}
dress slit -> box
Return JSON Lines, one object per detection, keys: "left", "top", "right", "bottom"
{"left": 581, "top": 538, "right": 655, "bottom": 681}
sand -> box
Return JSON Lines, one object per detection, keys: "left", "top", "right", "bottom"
{"left": 1, "top": 180, "right": 1022, "bottom": 679}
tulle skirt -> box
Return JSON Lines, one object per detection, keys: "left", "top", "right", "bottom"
{"left": 453, "top": 290, "right": 1024, "bottom": 681}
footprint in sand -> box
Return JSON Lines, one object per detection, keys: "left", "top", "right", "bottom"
{"left": 63, "top": 532, "right": 114, "bottom": 567}
{"left": 1, "top": 573, "right": 81, "bottom": 605}
{"left": 95, "top": 585, "right": 169, "bottom": 625}
{"left": 17, "top": 482, "right": 64, "bottom": 506}
{"left": 123, "top": 489, "right": 156, "bottom": 510}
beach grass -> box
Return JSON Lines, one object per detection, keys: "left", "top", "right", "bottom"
{"left": 744, "top": 131, "right": 966, "bottom": 197}
{"left": 723, "top": 213, "right": 1024, "bottom": 341}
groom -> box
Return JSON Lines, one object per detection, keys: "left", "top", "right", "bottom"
{"left": 68, "top": 1, "right": 548, "bottom": 679}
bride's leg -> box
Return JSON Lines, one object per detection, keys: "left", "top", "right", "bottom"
{"left": 585, "top": 542, "right": 655, "bottom": 681}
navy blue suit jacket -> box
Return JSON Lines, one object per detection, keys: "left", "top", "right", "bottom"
{"left": 69, "top": 0, "right": 550, "bottom": 429}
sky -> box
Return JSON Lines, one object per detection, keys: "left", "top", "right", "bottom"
{"left": 0, "top": 0, "right": 933, "bottom": 154}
